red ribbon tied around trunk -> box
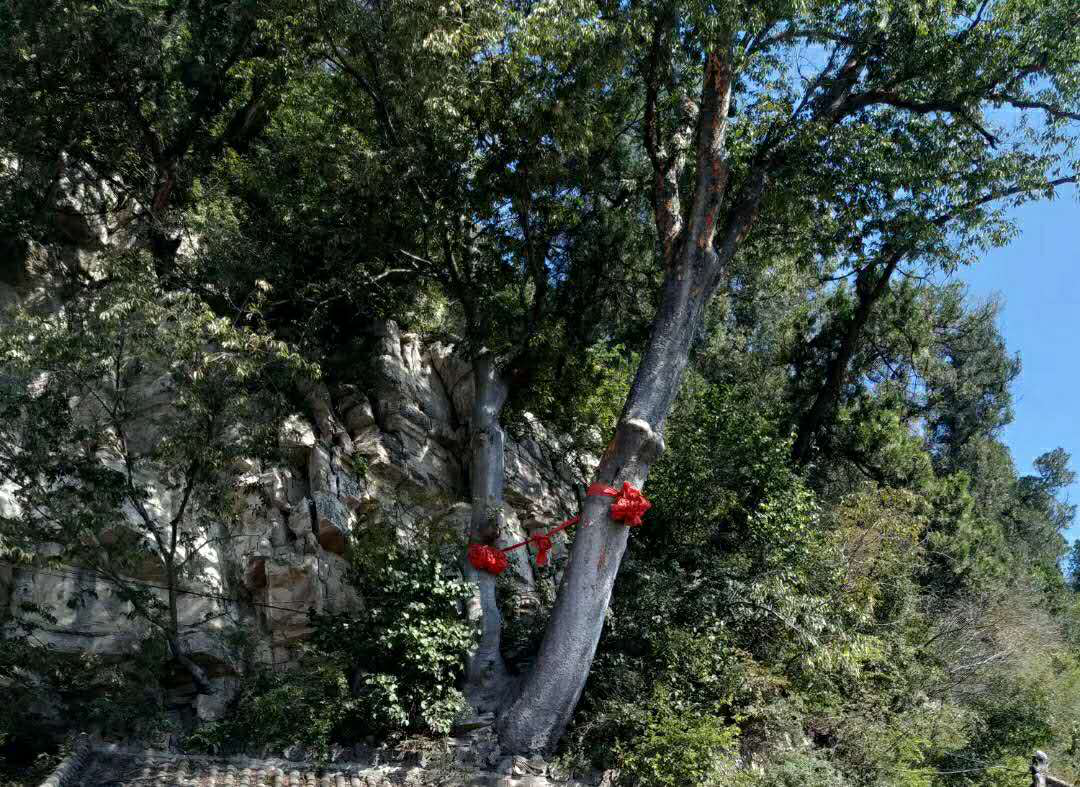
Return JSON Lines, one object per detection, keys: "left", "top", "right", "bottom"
{"left": 588, "top": 481, "right": 652, "bottom": 527}
{"left": 532, "top": 514, "right": 578, "bottom": 566}
{"left": 466, "top": 482, "right": 649, "bottom": 575}
{"left": 533, "top": 534, "right": 554, "bottom": 566}
{"left": 467, "top": 543, "right": 508, "bottom": 575}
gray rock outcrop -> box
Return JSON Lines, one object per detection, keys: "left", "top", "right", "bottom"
{"left": 1, "top": 281, "right": 586, "bottom": 719}
{"left": 0, "top": 175, "right": 591, "bottom": 723}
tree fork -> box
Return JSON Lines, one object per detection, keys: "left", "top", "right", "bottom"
{"left": 791, "top": 254, "right": 901, "bottom": 465}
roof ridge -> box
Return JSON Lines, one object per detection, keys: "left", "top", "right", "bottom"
{"left": 37, "top": 733, "right": 591, "bottom": 786}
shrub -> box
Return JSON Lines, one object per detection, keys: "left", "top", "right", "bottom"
{"left": 310, "top": 545, "right": 474, "bottom": 736}
{"left": 1, "top": 611, "right": 172, "bottom": 749}
{"left": 734, "top": 752, "right": 849, "bottom": 787}
{"left": 614, "top": 696, "right": 739, "bottom": 787}
{"left": 185, "top": 659, "right": 356, "bottom": 761}
{"left": 187, "top": 545, "right": 474, "bottom": 757}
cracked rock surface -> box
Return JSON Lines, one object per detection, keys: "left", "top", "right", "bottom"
{"left": 3, "top": 255, "right": 589, "bottom": 720}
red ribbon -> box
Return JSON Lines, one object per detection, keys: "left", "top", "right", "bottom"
{"left": 467, "top": 543, "right": 509, "bottom": 575}
{"left": 467, "top": 482, "right": 649, "bottom": 575}
{"left": 588, "top": 481, "right": 652, "bottom": 527}
{"left": 534, "top": 534, "right": 554, "bottom": 566}
{"left": 529, "top": 515, "right": 578, "bottom": 566}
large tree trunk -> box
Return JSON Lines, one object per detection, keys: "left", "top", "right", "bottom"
{"left": 497, "top": 258, "right": 718, "bottom": 752}
{"left": 497, "top": 46, "right": 740, "bottom": 755}
{"left": 463, "top": 354, "right": 515, "bottom": 711}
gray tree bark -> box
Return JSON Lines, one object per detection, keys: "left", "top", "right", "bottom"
{"left": 496, "top": 257, "right": 718, "bottom": 751}
{"left": 496, "top": 48, "right": 739, "bottom": 754}
{"left": 463, "top": 354, "right": 514, "bottom": 711}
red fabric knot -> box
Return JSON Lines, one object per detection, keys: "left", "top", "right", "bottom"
{"left": 586, "top": 482, "right": 620, "bottom": 498}
{"left": 468, "top": 543, "right": 508, "bottom": 575}
{"left": 588, "top": 481, "right": 651, "bottom": 527}
{"left": 464, "top": 481, "right": 649, "bottom": 573}
{"left": 533, "top": 534, "right": 554, "bottom": 567}
{"left": 530, "top": 514, "right": 579, "bottom": 567}
{"left": 611, "top": 482, "right": 651, "bottom": 526}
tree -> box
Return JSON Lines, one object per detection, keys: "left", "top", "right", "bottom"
{"left": 498, "top": 0, "right": 1080, "bottom": 752}
{"left": 2, "top": 0, "right": 1078, "bottom": 761}
{"left": 307, "top": 0, "right": 652, "bottom": 710}
{"left": 783, "top": 277, "right": 1021, "bottom": 492}
{"left": 1067, "top": 540, "right": 1080, "bottom": 593}
{"left": 0, "top": 253, "right": 302, "bottom": 694}
{"left": 1010, "top": 448, "right": 1077, "bottom": 572}
{"left": 0, "top": 0, "right": 310, "bottom": 269}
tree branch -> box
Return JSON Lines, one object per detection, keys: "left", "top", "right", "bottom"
{"left": 989, "top": 93, "right": 1080, "bottom": 122}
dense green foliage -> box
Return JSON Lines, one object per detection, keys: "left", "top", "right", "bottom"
{"left": 308, "top": 547, "right": 475, "bottom": 738}
{"left": 566, "top": 373, "right": 1080, "bottom": 784}
{"left": 185, "top": 546, "right": 474, "bottom": 760}
{"left": 0, "top": 608, "right": 174, "bottom": 773}
{"left": 1, "top": 0, "right": 1079, "bottom": 784}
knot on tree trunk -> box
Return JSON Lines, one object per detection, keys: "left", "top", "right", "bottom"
{"left": 620, "top": 418, "right": 665, "bottom": 466}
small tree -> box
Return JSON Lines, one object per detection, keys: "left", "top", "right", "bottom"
{"left": 0, "top": 252, "right": 302, "bottom": 694}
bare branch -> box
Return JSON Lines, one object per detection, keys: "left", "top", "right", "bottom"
{"left": 684, "top": 52, "right": 734, "bottom": 256}
{"left": 989, "top": 93, "right": 1080, "bottom": 122}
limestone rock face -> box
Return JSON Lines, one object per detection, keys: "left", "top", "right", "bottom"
{"left": 0, "top": 191, "right": 589, "bottom": 708}
{"left": 0, "top": 263, "right": 589, "bottom": 709}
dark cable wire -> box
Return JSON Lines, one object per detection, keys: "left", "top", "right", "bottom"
{"left": 0, "top": 559, "right": 312, "bottom": 615}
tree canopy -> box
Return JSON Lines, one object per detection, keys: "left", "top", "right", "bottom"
{"left": 1, "top": 0, "right": 1079, "bottom": 784}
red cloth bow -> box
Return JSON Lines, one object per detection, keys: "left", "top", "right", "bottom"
{"left": 530, "top": 514, "right": 578, "bottom": 568}
{"left": 467, "top": 543, "right": 508, "bottom": 575}
{"left": 466, "top": 482, "right": 649, "bottom": 574}
{"left": 588, "top": 481, "right": 652, "bottom": 527}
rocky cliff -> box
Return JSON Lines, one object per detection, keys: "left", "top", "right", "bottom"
{"left": 0, "top": 249, "right": 589, "bottom": 725}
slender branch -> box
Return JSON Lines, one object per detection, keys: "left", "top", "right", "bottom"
{"left": 989, "top": 93, "right": 1080, "bottom": 122}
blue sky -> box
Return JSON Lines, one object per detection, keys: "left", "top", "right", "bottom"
{"left": 956, "top": 185, "right": 1080, "bottom": 544}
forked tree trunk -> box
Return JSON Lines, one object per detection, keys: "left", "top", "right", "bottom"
{"left": 497, "top": 258, "right": 720, "bottom": 752}
{"left": 463, "top": 354, "right": 515, "bottom": 711}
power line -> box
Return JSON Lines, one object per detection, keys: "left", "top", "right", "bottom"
{"left": 1, "top": 559, "right": 313, "bottom": 615}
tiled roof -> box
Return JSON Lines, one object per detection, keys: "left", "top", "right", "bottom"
{"left": 37, "top": 737, "right": 557, "bottom": 787}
